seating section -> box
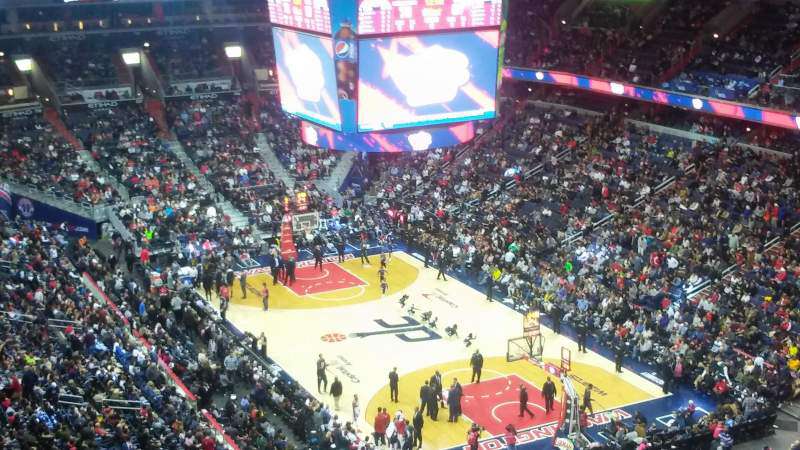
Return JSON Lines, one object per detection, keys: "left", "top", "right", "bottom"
{"left": 0, "top": 115, "right": 118, "bottom": 205}
{"left": 667, "top": 2, "right": 800, "bottom": 104}
{"left": 65, "top": 103, "right": 199, "bottom": 201}
{"left": 34, "top": 39, "right": 119, "bottom": 87}
{"left": 258, "top": 97, "right": 340, "bottom": 180}
{"left": 371, "top": 103, "right": 799, "bottom": 420}
{"left": 0, "top": 13, "right": 798, "bottom": 450}
{"left": 0, "top": 222, "right": 228, "bottom": 450}
{"left": 507, "top": 0, "right": 800, "bottom": 111}
{"left": 149, "top": 30, "right": 229, "bottom": 82}
{"left": 169, "top": 97, "right": 287, "bottom": 229}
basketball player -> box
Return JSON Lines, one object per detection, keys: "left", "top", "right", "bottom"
{"left": 381, "top": 277, "right": 389, "bottom": 295}
{"left": 378, "top": 265, "right": 388, "bottom": 281}
{"left": 317, "top": 354, "right": 328, "bottom": 393}
{"left": 360, "top": 239, "right": 370, "bottom": 265}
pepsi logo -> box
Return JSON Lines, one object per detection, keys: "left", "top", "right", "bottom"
{"left": 334, "top": 41, "right": 350, "bottom": 57}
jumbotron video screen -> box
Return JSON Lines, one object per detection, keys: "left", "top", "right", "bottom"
{"left": 271, "top": 27, "right": 342, "bottom": 131}
{"left": 268, "top": 0, "right": 505, "bottom": 150}
{"left": 357, "top": 30, "right": 500, "bottom": 132}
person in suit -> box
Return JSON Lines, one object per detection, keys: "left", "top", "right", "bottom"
{"left": 330, "top": 377, "right": 343, "bottom": 410}
{"left": 360, "top": 239, "right": 370, "bottom": 264}
{"left": 419, "top": 380, "right": 431, "bottom": 415}
{"left": 447, "top": 383, "right": 459, "bottom": 422}
{"left": 225, "top": 268, "right": 235, "bottom": 289}
{"left": 542, "top": 377, "right": 557, "bottom": 414}
{"left": 313, "top": 245, "right": 324, "bottom": 270}
{"left": 614, "top": 341, "right": 625, "bottom": 373}
{"left": 436, "top": 248, "right": 448, "bottom": 281}
{"left": 470, "top": 350, "right": 484, "bottom": 383}
{"left": 576, "top": 316, "right": 588, "bottom": 353}
{"left": 336, "top": 239, "right": 346, "bottom": 262}
{"left": 316, "top": 354, "right": 328, "bottom": 393}
{"left": 518, "top": 385, "right": 535, "bottom": 418}
{"left": 389, "top": 367, "right": 399, "bottom": 402}
{"left": 550, "top": 303, "right": 562, "bottom": 334}
{"left": 430, "top": 370, "right": 444, "bottom": 408}
{"left": 583, "top": 383, "right": 594, "bottom": 414}
{"left": 285, "top": 257, "right": 296, "bottom": 286}
{"left": 239, "top": 271, "right": 248, "bottom": 299}
{"left": 412, "top": 406, "right": 424, "bottom": 449}
{"left": 452, "top": 378, "right": 463, "bottom": 418}
{"left": 270, "top": 252, "right": 281, "bottom": 286}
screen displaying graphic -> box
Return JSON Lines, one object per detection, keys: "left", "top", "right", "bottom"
{"left": 272, "top": 27, "right": 342, "bottom": 130}
{"left": 268, "top": 0, "right": 332, "bottom": 34}
{"left": 358, "top": 30, "right": 499, "bottom": 131}
{"left": 301, "top": 120, "right": 476, "bottom": 152}
{"left": 358, "top": 0, "right": 503, "bottom": 34}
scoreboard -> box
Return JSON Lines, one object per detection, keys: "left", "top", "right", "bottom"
{"left": 267, "top": 0, "right": 507, "bottom": 151}
{"left": 358, "top": 0, "right": 503, "bottom": 35}
{"left": 267, "top": 0, "right": 332, "bottom": 34}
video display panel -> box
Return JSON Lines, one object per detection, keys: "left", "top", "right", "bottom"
{"left": 267, "top": 0, "right": 332, "bottom": 34}
{"left": 358, "top": 0, "right": 503, "bottom": 34}
{"left": 272, "top": 27, "right": 342, "bottom": 130}
{"left": 301, "top": 120, "right": 476, "bottom": 152}
{"left": 357, "top": 30, "right": 499, "bottom": 132}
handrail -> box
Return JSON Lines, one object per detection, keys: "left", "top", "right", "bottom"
{"left": 81, "top": 273, "right": 197, "bottom": 402}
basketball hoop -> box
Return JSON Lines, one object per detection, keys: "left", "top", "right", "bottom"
{"left": 560, "top": 346, "right": 571, "bottom": 374}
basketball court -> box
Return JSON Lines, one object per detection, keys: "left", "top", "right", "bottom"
{"left": 211, "top": 248, "right": 710, "bottom": 450}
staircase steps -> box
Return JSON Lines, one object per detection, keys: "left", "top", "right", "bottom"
{"left": 279, "top": 214, "right": 297, "bottom": 260}
{"left": 144, "top": 98, "right": 171, "bottom": 138}
{"left": 166, "top": 140, "right": 256, "bottom": 235}
{"left": 44, "top": 107, "right": 83, "bottom": 150}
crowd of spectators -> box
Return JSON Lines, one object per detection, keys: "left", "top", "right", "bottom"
{"left": 64, "top": 103, "right": 200, "bottom": 201}
{"left": 0, "top": 114, "right": 118, "bottom": 205}
{"left": 522, "top": 83, "right": 800, "bottom": 157}
{"left": 148, "top": 30, "right": 230, "bottom": 81}
{"left": 667, "top": 1, "right": 800, "bottom": 106}
{"left": 369, "top": 99, "right": 795, "bottom": 446}
{"left": 77, "top": 210, "right": 369, "bottom": 449}
{"left": 169, "top": 96, "right": 291, "bottom": 235}
{"left": 506, "top": 0, "right": 800, "bottom": 112}
{"left": 0, "top": 218, "right": 232, "bottom": 449}
{"left": 35, "top": 39, "right": 119, "bottom": 87}
{"left": 258, "top": 97, "right": 339, "bottom": 180}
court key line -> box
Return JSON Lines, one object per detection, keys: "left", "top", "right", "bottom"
{"left": 295, "top": 269, "right": 330, "bottom": 281}
{"left": 306, "top": 285, "right": 367, "bottom": 302}
{"left": 490, "top": 401, "right": 546, "bottom": 422}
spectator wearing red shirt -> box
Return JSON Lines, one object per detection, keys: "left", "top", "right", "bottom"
{"left": 373, "top": 407, "right": 389, "bottom": 446}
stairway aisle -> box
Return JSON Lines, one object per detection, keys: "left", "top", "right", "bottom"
{"left": 255, "top": 133, "right": 295, "bottom": 188}
{"left": 165, "top": 139, "right": 254, "bottom": 233}
{"left": 77, "top": 150, "right": 130, "bottom": 201}
{"left": 317, "top": 152, "right": 356, "bottom": 207}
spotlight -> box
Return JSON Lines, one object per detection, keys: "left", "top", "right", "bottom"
{"left": 14, "top": 58, "right": 33, "bottom": 72}
{"left": 713, "top": 33, "right": 719, "bottom": 39}
{"left": 122, "top": 51, "right": 141, "bottom": 66}
{"left": 224, "top": 45, "right": 243, "bottom": 59}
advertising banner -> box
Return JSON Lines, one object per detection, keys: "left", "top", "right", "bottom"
{"left": 12, "top": 195, "right": 100, "bottom": 239}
